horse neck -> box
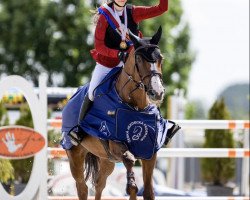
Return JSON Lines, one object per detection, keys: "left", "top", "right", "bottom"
{"left": 116, "top": 60, "right": 149, "bottom": 110}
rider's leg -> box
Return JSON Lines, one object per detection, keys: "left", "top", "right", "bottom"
{"left": 78, "top": 63, "right": 112, "bottom": 122}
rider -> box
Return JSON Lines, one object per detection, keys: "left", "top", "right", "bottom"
{"left": 79, "top": 0, "right": 169, "bottom": 122}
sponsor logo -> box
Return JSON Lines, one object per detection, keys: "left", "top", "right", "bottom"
{"left": 126, "top": 121, "right": 148, "bottom": 143}
{"left": 0, "top": 126, "right": 45, "bottom": 159}
{"left": 99, "top": 121, "right": 111, "bottom": 137}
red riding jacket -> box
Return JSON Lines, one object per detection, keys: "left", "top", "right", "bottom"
{"left": 90, "top": 0, "right": 168, "bottom": 68}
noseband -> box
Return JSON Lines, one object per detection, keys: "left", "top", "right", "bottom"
{"left": 122, "top": 44, "right": 163, "bottom": 100}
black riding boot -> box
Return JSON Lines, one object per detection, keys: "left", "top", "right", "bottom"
{"left": 164, "top": 121, "right": 181, "bottom": 145}
{"left": 78, "top": 95, "right": 93, "bottom": 123}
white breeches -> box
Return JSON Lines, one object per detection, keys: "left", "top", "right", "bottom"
{"left": 88, "top": 62, "right": 123, "bottom": 101}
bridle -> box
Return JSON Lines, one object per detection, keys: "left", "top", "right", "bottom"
{"left": 121, "top": 44, "right": 163, "bottom": 100}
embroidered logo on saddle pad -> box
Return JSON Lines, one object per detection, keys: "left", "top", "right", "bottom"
{"left": 115, "top": 109, "right": 158, "bottom": 159}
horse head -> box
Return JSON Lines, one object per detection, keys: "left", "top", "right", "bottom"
{"left": 129, "top": 27, "right": 165, "bottom": 105}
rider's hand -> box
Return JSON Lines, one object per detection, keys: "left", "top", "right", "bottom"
{"left": 118, "top": 51, "right": 129, "bottom": 63}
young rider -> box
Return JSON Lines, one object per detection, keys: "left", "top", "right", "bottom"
{"left": 79, "top": 0, "right": 169, "bottom": 121}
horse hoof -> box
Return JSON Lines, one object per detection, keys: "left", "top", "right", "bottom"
{"left": 126, "top": 182, "right": 138, "bottom": 195}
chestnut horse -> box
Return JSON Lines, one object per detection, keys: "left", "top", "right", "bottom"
{"left": 65, "top": 27, "right": 168, "bottom": 200}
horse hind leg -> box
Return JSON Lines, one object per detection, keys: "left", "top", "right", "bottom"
{"left": 66, "top": 145, "right": 88, "bottom": 200}
{"left": 94, "top": 159, "right": 115, "bottom": 200}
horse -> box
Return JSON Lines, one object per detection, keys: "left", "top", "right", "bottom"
{"left": 62, "top": 26, "right": 179, "bottom": 200}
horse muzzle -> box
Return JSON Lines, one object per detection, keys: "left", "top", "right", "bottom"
{"left": 147, "top": 88, "right": 165, "bottom": 102}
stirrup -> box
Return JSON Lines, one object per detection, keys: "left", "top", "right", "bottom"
{"left": 164, "top": 121, "right": 181, "bottom": 145}
{"left": 68, "top": 126, "right": 84, "bottom": 146}
{"left": 68, "top": 131, "right": 80, "bottom": 146}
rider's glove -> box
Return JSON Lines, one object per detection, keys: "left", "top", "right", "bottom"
{"left": 118, "top": 51, "right": 129, "bottom": 63}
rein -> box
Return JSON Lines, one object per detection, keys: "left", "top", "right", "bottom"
{"left": 121, "top": 44, "right": 163, "bottom": 100}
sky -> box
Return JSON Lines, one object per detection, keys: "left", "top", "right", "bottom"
{"left": 181, "top": 0, "right": 249, "bottom": 107}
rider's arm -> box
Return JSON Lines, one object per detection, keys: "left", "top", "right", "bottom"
{"left": 94, "top": 14, "right": 119, "bottom": 58}
{"left": 132, "top": 0, "right": 168, "bottom": 23}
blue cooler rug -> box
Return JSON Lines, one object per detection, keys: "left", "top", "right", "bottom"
{"left": 61, "top": 68, "right": 169, "bottom": 160}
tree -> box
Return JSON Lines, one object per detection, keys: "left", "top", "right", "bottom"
{"left": 0, "top": 0, "right": 94, "bottom": 86}
{"left": 0, "top": 0, "right": 43, "bottom": 84}
{"left": 0, "top": 159, "right": 14, "bottom": 184}
{"left": 14, "top": 103, "right": 33, "bottom": 128}
{"left": 0, "top": 100, "right": 9, "bottom": 126}
{"left": 201, "top": 98, "right": 236, "bottom": 186}
{"left": 132, "top": 0, "right": 195, "bottom": 93}
{"left": 219, "top": 83, "right": 249, "bottom": 119}
{"left": 131, "top": 0, "right": 195, "bottom": 116}
{"left": 185, "top": 99, "right": 206, "bottom": 119}
{"left": 35, "top": 0, "right": 94, "bottom": 86}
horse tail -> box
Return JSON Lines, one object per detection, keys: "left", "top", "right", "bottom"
{"left": 84, "top": 152, "right": 100, "bottom": 185}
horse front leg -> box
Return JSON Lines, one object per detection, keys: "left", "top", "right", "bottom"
{"left": 95, "top": 159, "right": 115, "bottom": 200}
{"left": 109, "top": 141, "right": 138, "bottom": 200}
{"left": 66, "top": 145, "right": 88, "bottom": 200}
{"left": 123, "top": 150, "right": 138, "bottom": 200}
{"left": 141, "top": 153, "right": 157, "bottom": 200}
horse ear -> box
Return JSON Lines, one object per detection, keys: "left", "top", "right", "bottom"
{"left": 150, "top": 26, "right": 162, "bottom": 45}
{"left": 129, "top": 30, "right": 141, "bottom": 49}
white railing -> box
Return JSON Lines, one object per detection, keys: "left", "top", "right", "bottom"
{"left": 47, "top": 147, "right": 250, "bottom": 158}
{"left": 47, "top": 119, "right": 250, "bottom": 130}
{"left": 48, "top": 196, "right": 250, "bottom": 200}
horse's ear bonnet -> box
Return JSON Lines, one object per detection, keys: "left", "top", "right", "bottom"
{"left": 129, "top": 26, "right": 162, "bottom": 62}
{"left": 150, "top": 26, "right": 162, "bottom": 45}
{"left": 129, "top": 30, "right": 142, "bottom": 49}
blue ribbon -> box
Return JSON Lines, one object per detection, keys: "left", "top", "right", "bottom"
{"left": 98, "top": 7, "right": 133, "bottom": 47}
{"left": 98, "top": 7, "right": 118, "bottom": 31}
